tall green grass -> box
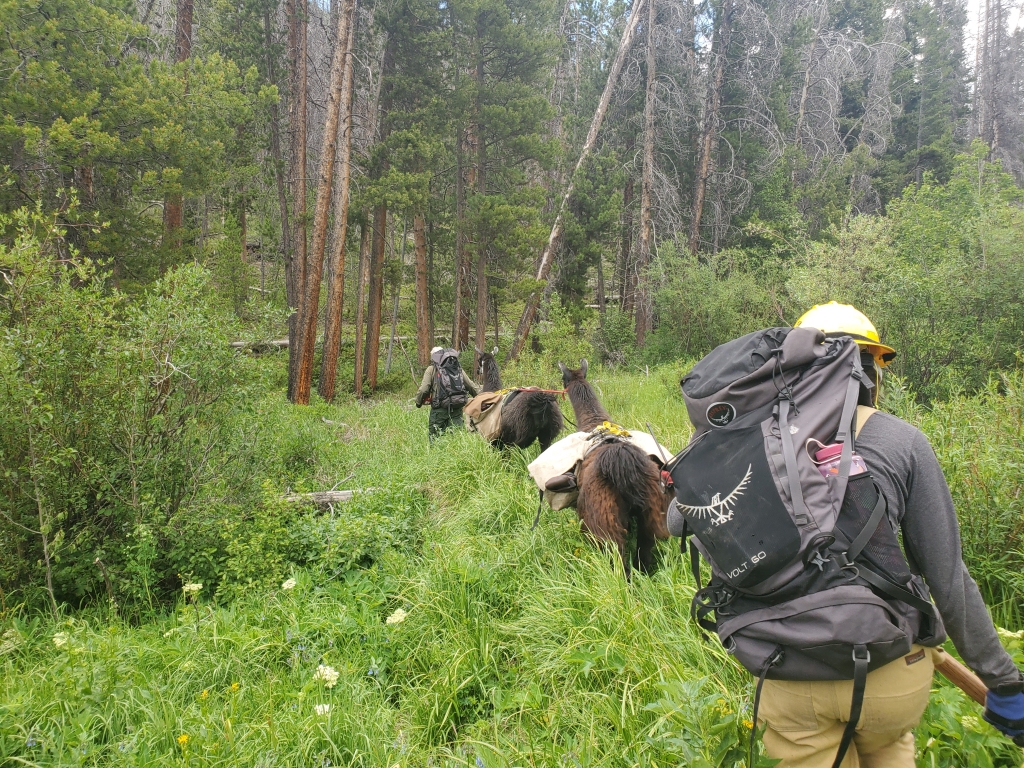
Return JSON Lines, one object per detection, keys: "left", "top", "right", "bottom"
{"left": 1, "top": 362, "right": 1022, "bottom": 766}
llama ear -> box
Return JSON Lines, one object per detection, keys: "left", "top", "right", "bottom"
{"left": 580, "top": 359, "right": 589, "bottom": 378}
{"left": 558, "top": 361, "right": 568, "bottom": 378}
{"left": 492, "top": 346, "right": 498, "bottom": 356}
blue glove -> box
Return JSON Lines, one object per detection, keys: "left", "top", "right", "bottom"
{"left": 983, "top": 690, "right": 1024, "bottom": 745}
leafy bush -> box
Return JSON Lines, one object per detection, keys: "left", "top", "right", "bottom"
{"left": 0, "top": 207, "right": 244, "bottom": 611}
{"left": 646, "top": 146, "right": 1024, "bottom": 402}
{"left": 289, "top": 487, "right": 425, "bottom": 583}
{"left": 882, "top": 373, "right": 1024, "bottom": 626}
{"left": 649, "top": 241, "right": 782, "bottom": 363}
{"left": 791, "top": 145, "right": 1024, "bottom": 401}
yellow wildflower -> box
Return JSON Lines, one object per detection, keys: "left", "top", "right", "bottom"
{"left": 200, "top": 689, "right": 209, "bottom": 700}
{"left": 230, "top": 682, "right": 240, "bottom": 692}
{"left": 743, "top": 719, "right": 754, "bottom": 730}
{"left": 177, "top": 734, "right": 189, "bottom": 747}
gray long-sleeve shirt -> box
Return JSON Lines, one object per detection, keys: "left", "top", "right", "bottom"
{"left": 856, "top": 410, "right": 1023, "bottom": 692}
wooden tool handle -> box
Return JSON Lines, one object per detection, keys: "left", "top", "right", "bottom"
{"left": 933, "top": 648, "right": 988, "bottom": 706}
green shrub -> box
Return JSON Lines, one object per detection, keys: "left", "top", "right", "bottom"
{"left": 884, "top": 373, "right": 1024, "bottom": 626}
{"left": 649, "top": 241, "right": 781, "bottom": 363}
{"left": 290, "top": 487, "right": 426, "bottom": 582}
{"left": 0, "top": 207, "right": 245, "bottom": 612}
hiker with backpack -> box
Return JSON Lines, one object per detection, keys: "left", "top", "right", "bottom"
{"left": 414, "top": 347, "right": 480, "bottom": 442}
{"left": 665, "top": 302, "right": 1024, "bottom": 767}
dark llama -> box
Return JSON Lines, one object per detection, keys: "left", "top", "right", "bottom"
{"left": 558, "top": 359, "right": 670, "bottom": 576}
{"left": 475, "top": 347, "right": 564, "bottom": 451}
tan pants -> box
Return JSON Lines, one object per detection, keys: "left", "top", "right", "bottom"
{"left": 758, "top": 646, "right": 935, "bottom": 768}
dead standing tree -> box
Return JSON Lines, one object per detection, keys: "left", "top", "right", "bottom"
{"left": 286, "top": 0, "right": 309, "bottom": 401}
{"left": 688, "top": 0, "right": 733, "bottom": 255}
{"left": 162, "top": 0, "right": 193, "bottom": 252}
{"left": 634, "top": 0, "right": 656, "bottom": 346}
{"left": 507, "top": 0, "right": 648, "bottom": 361}
{"left": 848, "top": 9, "right": 905, "bottom": 214}
{"left": 974, "top": 0, "right": 1024, "bottom": 178}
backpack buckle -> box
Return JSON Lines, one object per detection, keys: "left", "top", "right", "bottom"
{"left": 809, "top": 552, "right": 830, "bottom": 572}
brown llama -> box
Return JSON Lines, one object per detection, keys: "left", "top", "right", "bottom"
{"left": 474, "top": 347, "right": 564, "bottom": 451}
{"left": 558, "top": 359, "right": 671, "bottom": 576}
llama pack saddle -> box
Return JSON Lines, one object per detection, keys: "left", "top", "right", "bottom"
{"left": 528, "top": 423, "right": 671, "bottom": 510}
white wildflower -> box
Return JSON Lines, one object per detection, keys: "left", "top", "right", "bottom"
{"left": 1, "top": 628, "right": 21, "bottom": 655}
{"left": 385, "top": 608, "right": 407, "bottom": 626}
{"left": 313, "top": 703, "right": 331, "bottom": 716}
{"left": 182, "top": 583, "right": 203, "bottom": 596}
{"left": 313, "top": 664, "right": 340, "bottom": 688}
{"left": 281, "top": 578, "right": 297, "bottom": 591}
{"left": 997, "top": 626, "right": 1024, "bottom": 641}
{"left": 52, "top": 632, "right": 69, "bottom": 648}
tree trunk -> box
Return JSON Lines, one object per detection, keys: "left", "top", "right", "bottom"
{"left": 239, "top": 192, "right": 247, "bottom": 262}
{"left": 793, "top": 4, "right": 826, "bottom": 151}
{"left": 414, "top": 213, "right": 430, "bottom": 366}
{"left": 427, "top": 219, "right": 435, "bottom": 350}
{"left": 286, "top": 0, "right": 309, "bottom": 401}
{"left": 293, "top": 0, "right": 356, "bottom": 405}
{"left": 385, "top": 219, "right": 407, "bottom": 375}
{"left": 353, "top": 218, "right": 371, "bottom": 397}
{"left": 619, "top": 134, "right": 636, "bottom": 317}
{"left": 363, "top": 203, "right": 387, "bottom": 389}
{"left": 507, "top": 0, "right": 648, "bottom": 361}
{"left": 264, "top": 10, "right": 292, "bottom": 276}
{"left": 361, "top": 33, "right": 395, "bottom": 389}
{"left": 318, "top": 1, "right": 359, "bottom": 402}
{"left": 635, "top": 0, "right": 656, "bottom": 347}
{"left": 460, "top": 128, "right": 476, "bottom": 350}
{"left": 474, "top": 33, "right": 488, "bottom": 360}
{"left": 991, "top": 0, "right": 1003, "bottom": 152}
{"left": 688, "top": 0, "right": 732, "bottom": 256}
{"left": 453, "top": 127, "right": 466, "bottom": 348}
{"left": 163, "top": 0, "right": 193, "bottom": 250}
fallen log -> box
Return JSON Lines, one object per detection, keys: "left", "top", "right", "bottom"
{"left": 231, "top": 338, "right": 290, "bottom": 353}
{"left": 283, "top": 489, "right": 376, "bottom": 504}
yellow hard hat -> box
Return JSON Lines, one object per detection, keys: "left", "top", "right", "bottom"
{"left": 794, "top": 301, "right": 896, "bottom": 367}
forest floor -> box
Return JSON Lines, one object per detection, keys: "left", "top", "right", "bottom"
{"left": 1, "top": 364, "right": 1022, "bottom": 767}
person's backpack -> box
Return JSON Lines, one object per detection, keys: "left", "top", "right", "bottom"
{"left": 665, "top": 327, "right": 943, "bottom": 768}
{"left": 430, "top": 348, "right": 468, "bottom": 409}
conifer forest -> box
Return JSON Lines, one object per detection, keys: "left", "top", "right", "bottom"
{"left": 3, "top": 0, "right": 1024, "bottom": 764}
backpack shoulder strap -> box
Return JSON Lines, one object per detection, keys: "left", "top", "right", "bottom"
{"left": 854, "top": 405, "right": 877, "bottom": 439}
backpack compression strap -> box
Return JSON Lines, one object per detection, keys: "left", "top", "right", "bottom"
{"left": 749, "top": 647, "right": 785, "bottom": 768}
{"left": 831, "top": 352, "right": 868, "bottom": 508}
{"left": 832, "top": 645, "right": 870, "bottom": 768}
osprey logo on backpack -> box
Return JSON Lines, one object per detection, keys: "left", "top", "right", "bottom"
{"left": 706, "top": 402, "right": 736, "bottom": 427}
{"left": 676, "top": 464, "right": 750, "bottom": 526}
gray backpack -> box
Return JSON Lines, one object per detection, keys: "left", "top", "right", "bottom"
{"left": 666, "top": 327, "right": 943, "bottom": 768}
{"left": 430, "top": 348, "right": 468, "bottom": 409}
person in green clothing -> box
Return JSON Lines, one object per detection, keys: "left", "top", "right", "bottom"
{"left": 414, "top": 347, "right": 480, "bottom": 442}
